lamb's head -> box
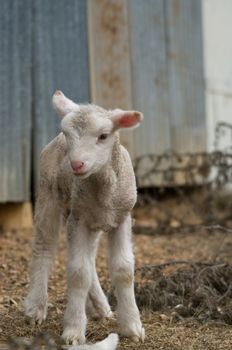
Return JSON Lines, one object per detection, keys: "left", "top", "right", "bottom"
{"left": 52, "top": 90, "right": 143, "bottom": 178}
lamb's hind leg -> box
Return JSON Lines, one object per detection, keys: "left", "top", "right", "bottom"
{"left": 87, "top": 267, "right": 112, "bottom": 320}
{"left": 24, "top": 195, "right": 61, "bottom": 324}
{"left": 86, "top": 233, "right": 112, "bottom": 320}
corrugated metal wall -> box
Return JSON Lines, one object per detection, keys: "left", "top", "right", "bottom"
{"left": 203, "top": 0, "right": 232, "bottom": 151}
{"left": 0, "top": 0, "right": 32, "bottom": 202}
{"left": 32, "top": 0, "right": 89, "bottom": 188}
{"left": 128, "top": 0, "right": 172, "bottom": 156}
{"left": 0, "top": 0, "right": 89, "bottom": 202}
{"left": 164, "top": 0, "right": 205, "bottom": 153}
{"left": 0, "top": 0, "right": 205, "bottom": 202}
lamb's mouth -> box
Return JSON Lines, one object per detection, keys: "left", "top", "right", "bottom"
{"left": 73, "top": 170, "right": 91, "bottom": 178}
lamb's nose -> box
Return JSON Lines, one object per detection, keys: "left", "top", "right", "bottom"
{"left": 71, "top": 161, "right": 85, "bottom": 173}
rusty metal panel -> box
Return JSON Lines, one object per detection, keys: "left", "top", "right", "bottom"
{"left": 165, "top": 0, "right": 206, "bottom": 152}
{"left": 32, "top": 0, "right": 90, "bottom": 188}
{"left": 87, "top": 0, "right": 134, "bottom": 151}
{"left": 88, "top": 0, "right": 132, "bottom": 108}
{"left": 0, "top": 0, "right": 32, "bottom": 202}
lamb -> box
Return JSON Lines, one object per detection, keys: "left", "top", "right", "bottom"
{"left": 24, "top": 90, "right": 145, "bottom": 345}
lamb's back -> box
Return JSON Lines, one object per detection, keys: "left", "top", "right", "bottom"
{"left": 115, "top": 145, "right": 137, "bottom": 211}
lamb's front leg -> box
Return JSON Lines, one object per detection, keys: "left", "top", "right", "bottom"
{"left": 108, "top": 215, "right": 145, "bottom": 342}
{"left": 62, "top": 217, "right": 97, "bottom": 345}
{"left": 24, "top": 198, "right": 61, "bottom": 324}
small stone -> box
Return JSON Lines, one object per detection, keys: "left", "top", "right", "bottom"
{"left": 170, "top": 220, "right": 181, "bottom": 228}
{"left": 138, "top": 219, "right": 158, "bottom": 229}
{"left": 159, "top": 314, "right": 169, "bottom": 321}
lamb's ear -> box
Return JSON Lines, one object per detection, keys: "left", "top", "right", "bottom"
{"left": 52, "top": 90, "right": 79, "bottom": 117}
{"left": 111, "top": 109, "right": 143, "bottom": 129}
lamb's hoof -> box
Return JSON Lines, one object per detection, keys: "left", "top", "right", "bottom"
{"left": 87, "top": 301, "right": 114, "bottom": 321}
{"left": 62, "top": 327, "right": 85, "bottom": 345}
{"left": 131, "top": 327, "right": 145, "bottom": 343}
{"left": 24, "top": 297, "right": 47, "bottom": 325}
{"left": 120, "top": 320, "right": 145, "bottom": 343}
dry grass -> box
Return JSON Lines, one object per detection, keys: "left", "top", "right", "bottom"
{"left": 1, "top": 195, "right": 232, "bottom": 349}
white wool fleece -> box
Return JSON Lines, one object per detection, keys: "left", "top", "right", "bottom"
{"left": 69, "top": 333, "right": 118, "bottom": 350}
{"left": 24, "top": 91, "right": 145, "bottom": 346}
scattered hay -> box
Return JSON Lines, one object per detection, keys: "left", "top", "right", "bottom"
{"left": 7, "top": 261, "right": 232, "bottom": 349}
{"left": 1, "top": 188, "right": 232, "bottom": 349}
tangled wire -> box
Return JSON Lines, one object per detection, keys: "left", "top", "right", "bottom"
{"left": 134, "top": 122, "right": 232, "bottom": 188}
{"left": 134, "top": 261, "right": 232, "bottom": 324}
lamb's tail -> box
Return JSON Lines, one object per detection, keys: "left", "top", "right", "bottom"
{"left": 69, "top": 333, "right": 119, "bottom": 350}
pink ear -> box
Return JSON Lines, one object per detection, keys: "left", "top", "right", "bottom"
{"left": 52, "top": 90, "right": 79, "bottom": 117}
{"left": 112, "top": 110, "right": 143, "bottom": 129}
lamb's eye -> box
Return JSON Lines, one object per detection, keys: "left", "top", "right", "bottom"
{"left": 98, "top": 133, "right": 108, "bottom": 141}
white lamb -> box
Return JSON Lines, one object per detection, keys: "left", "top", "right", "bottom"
{"left": 24, "top": 91, "right": 145, "bottom": 345}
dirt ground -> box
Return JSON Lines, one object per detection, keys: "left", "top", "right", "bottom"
{"left": 1, "top": 194, "right": 232, "bottom": 349}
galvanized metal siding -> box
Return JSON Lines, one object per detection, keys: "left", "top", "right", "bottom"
{"left": 126, "top": 0, "right": 205, "bottom": 186}
{"left": 203, "top": 0, "right": 232, "bottom": 152}
{"left": 128, "top": 0, "right": 205, "bottom": 159}
{"left": 128, "top": 0, "right": 171, "bottom": 157}
{"left": 166, "top": 0, "right": 206, "bottom": 152}
{"left": 0, "top": 0, "right": 32, "bottom": 202}
{"left": 32, "top": 0, "right": 90, "bottom": 188}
